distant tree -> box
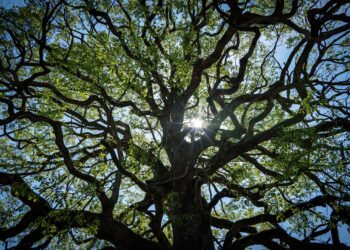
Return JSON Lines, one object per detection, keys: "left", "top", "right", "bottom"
{"left": 1, "top": 0, "right": 350, "bottom": 249}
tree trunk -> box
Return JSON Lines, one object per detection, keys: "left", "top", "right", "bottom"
{"left": 171, "top": 183, "right": 214, "bottom": 250}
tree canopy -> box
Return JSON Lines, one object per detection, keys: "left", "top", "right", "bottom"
{"left": 1, "top": 0, "right": 350, "bottom": 249}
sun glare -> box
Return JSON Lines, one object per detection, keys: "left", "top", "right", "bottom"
{"left": 190, "top": 118, "right": 204, "bottom": 128}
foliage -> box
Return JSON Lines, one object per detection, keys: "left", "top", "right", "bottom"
{"left": 1, "top": 0, "right": 350, "bottom": 249}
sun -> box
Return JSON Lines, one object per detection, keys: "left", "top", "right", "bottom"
{"left": 190, "top": 118, "right": 204, "bottom": 128}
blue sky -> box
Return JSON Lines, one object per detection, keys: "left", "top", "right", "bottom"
{"left": 1, "top": 1, "right": 349, "bottom": 249}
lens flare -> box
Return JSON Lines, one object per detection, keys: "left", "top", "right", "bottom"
{"left": 190, "top": 118, "right": 204, "bottom": 128}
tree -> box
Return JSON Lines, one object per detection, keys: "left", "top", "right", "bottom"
{"left": 0, "top": 0, "right": 350, "bottom": 249}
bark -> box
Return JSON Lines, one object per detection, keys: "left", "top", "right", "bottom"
{"left": 171, "top": 181, "right": 214, "bottom": 250}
